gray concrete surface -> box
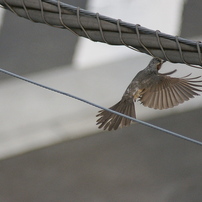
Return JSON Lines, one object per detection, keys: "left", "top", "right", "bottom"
{"left": 0, "top": 0, "right": 87, "bottom": 79}
{"left": 0, "top": 108, "right": 202, "bottom": 202}
{"left": 180, "top": 0, "right": 202, "bottom": 37}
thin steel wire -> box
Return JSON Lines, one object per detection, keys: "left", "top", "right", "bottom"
{"left": 175, "top": 36, "right": 197, "bottom": 68}
{"left": 76, "top": 7, "right": 93, "bottom": 41}
{"left": 96, "top": 12, "right": 110, "bottom": 44}
{"left": 0, "top": 68, "right": 201, "bottom": 146}
{"left": 58, "top": 0, "right": 78, "bottom": 35}
{"left": 117, "top": 19, "right": 139, "bottom": 52}
{"left": 21, "top": 0, "right": 36, "bottom": 22}
{"left": 2, "top": 0, "right": 19, "bottom": 15}
{"left": 155, "top": 30, "right": 172, "bottom": 62}
{"left": 135, "top": 24, "right": 155, "bottom": 57}
{"left": 39, "top": 0, "right": 58, "bottom": 27}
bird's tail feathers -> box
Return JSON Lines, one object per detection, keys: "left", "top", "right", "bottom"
{"left": 96, "top": 98, "right": 136, "bottom": 131}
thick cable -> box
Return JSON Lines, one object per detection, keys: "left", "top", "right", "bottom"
{"left": 117, "top": 19, "right": 139, "bottom": 52}
{"left": 155, "top": 30, "right": 172, "bottom": 62}
{"left": 135, "top": 24, "right": 155, "bottom": 57}
{"left": 1, "top": 0, "right": 202, "bottom": 67}
{"left": 57, "top": 0, "right": 78, "bottom": 35}
{"left": 96, "top": 12, "right": 109, "bottom": 44}
{"left": 76, "top": 7, "right": 92, "bottom": 40}
{"left": 21, "top": 0, "right": 35, "bottom": 22}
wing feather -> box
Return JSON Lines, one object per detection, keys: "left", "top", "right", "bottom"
{"left": 140, "top": 73, "right": 202, "bottom": 110}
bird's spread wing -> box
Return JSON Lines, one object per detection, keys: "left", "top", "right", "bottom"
{"left": 139, "top": 73, "right": 202, "bottom": 110}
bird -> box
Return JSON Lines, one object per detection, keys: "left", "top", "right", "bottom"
{"left": 96, "top": 57, "right": 202, "bottom": 131}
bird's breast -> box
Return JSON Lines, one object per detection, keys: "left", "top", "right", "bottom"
{"left": 133, "top": 89, "right": 144, "bottom": 100}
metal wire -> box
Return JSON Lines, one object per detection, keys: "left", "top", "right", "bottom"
{"left": 155, "top": 30, "right": 172, "bottom": 62}
{"left": 39, "top": 0, "right": 57, "bottom": 27}
{"left": 175, "top": 36, "right": 199, "bottom": 68}
{"left": 117, "top": 19, "right": 139, "bottom": 52}
{"left": 1, "top": 0, "right": 202, "bottom": 67}
{"left": 57, "top": 0, "right": 78, "bottom": 35}
{"left": 96, "top": 12, "right": 109, "bottom": 44}
{"left": 135, "top": 24, "right": 155, "bottom": 57}
{"left": 0, "top": 68, "right": 201, "bottom": 146}
{"left": 1, "top": 0, "right": 18, "bottom": 15}
{"left": 21, "top": 0, "right": 35, "bottom": 22}
{"left": 76, "top": 7, "right": 93, "bottom": 41}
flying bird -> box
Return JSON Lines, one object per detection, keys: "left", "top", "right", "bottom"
{"left": 96, "top": 58, "right": 202, "bottom": 131}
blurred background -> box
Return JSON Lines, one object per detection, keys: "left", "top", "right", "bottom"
{"left": 0, "top": 0, "right": 202, "bottom": 201}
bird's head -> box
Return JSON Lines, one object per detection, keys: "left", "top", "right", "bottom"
{"left": 147, "top": 58, "right": 165, "bottom": 72}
